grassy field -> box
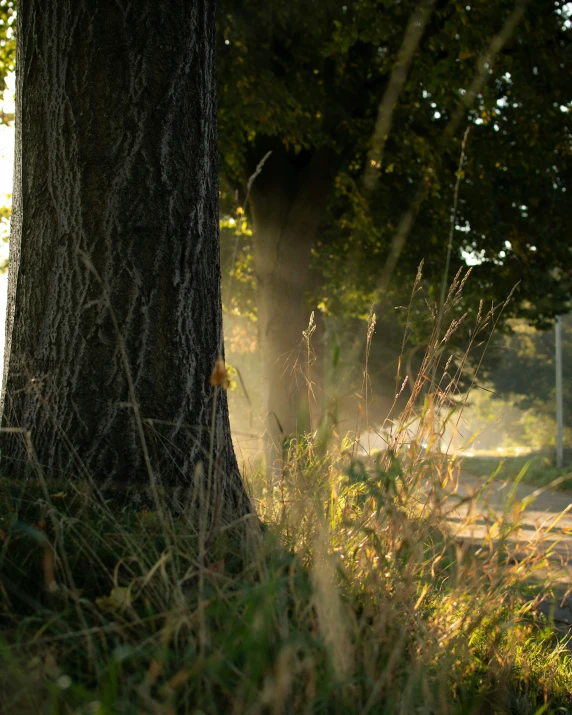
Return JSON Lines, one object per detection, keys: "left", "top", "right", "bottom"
{"left": 2, "top": 284, "right": 571, "bottom": 713}
{"left": 460, "top": 452, "right": 572, "bottom": 492}
{"left": 0, "top": 436, "right": 571, "bottom": 715}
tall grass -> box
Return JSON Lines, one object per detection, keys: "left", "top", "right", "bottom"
{"left": 1, "top": 274, "right": 571, "bottom": 714}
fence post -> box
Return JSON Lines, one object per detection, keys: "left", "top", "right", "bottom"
{"left": 556, "top": 315, "right": 564, "bottom": 469}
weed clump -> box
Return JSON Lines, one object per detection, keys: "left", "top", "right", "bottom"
{"left": 1, "top": 272, "right": 571, "bottom": 713}
{"left": 1, "top": 428, "right": 571, "bottom": 714}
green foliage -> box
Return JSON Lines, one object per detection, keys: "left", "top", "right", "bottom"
{"left": 0, "top": 0, "right": 15, "bottom": 265}
{"left": 1, "top": 440, "right": 572, "bottom": 712}
{"left": 0, "top": 0, "right": 15, "bottom": 111}
{"left": 220, "top": 207, "right": 257, "bottom": 320}
{"left": 0, "top": 196, "right": 9, "bottom": 236}
{"left": 0, "top": 200, "right": 9, "bottom": 272}
{"left": 467, "top": 315, "right": 572, "bottom": 450}
{"left": 489, "top": 317, "right": 572, "bottom": 413}
{"left": 218, "top": 0, "right": 572, "bottom": 331}
{"left": 1, "top": 286, "right": 571, "bottom": 711}
{"left": 1, "top": 2, "right": 570, "bottom": 335}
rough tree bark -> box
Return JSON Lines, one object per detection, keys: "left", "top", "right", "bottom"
{"left": 1, "top": 0, "right": 252, "bottom": 520}
{"left": 248, "top": 147, "right": 333, "bottom": 467}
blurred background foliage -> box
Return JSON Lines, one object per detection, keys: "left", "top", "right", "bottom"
{"left": 217, "top": 0, "right": 571, "bottom": 323}
{"left": 0, "top": 1, "right": 14, "bottom": 102}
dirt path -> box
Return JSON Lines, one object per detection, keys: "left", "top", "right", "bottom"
{"left": 452, "top": 473, "right": 572, "bottom": 557}
{"left": 445, "top": 473, "right": 572, "bottom": 626}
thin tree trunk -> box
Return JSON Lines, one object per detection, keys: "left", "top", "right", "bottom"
{"left": 249, "top": 148, "right": 333, "bottom": 470}
{"left": 1, "top": 0, "right": 251, "bottom": 521}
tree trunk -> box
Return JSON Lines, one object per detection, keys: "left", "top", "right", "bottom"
{"left": 1, "top": 0, "right": 251, "bottom": 521}
{"left": 249, "top": 148, "right": 333, "bottom": 470}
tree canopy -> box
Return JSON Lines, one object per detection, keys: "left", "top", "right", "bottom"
{"left": 217, "top": 0, "right": 572, "bottom": 328}
{"left": 1, "top": 1, "right": 570, "bottom": 328}
{"left": 2, "top": 1, "right": 570, "bottom": 328}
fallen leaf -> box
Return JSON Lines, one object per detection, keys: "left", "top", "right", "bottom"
{"left": 210, "top": 357, "right": 230, "bottom": 389}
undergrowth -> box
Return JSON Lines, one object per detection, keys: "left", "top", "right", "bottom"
{"left": 0, "top": 439, "right": 571, "bottom": 715}
{"left": 1, "top": 269, "right": 571, "bottom": 714}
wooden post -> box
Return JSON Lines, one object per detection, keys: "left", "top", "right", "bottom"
{"left": 556, "top": 316, "right": 564, "bottom": 469}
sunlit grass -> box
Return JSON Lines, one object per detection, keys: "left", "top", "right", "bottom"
{"left": 1, "top": 425, "right": 571, "bottom": 713}
{"left": 1, "top": 271, "right": 571, "bottom": 714}
{"left": 461, "top": 453, "right": 572, "bottom": 491}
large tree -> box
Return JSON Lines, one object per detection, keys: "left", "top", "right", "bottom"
{"left": 0, "top": 1, "right": 251, "bottom": 521}
{"left": 217, "top": 0, "right": 572, "bottom": 449}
